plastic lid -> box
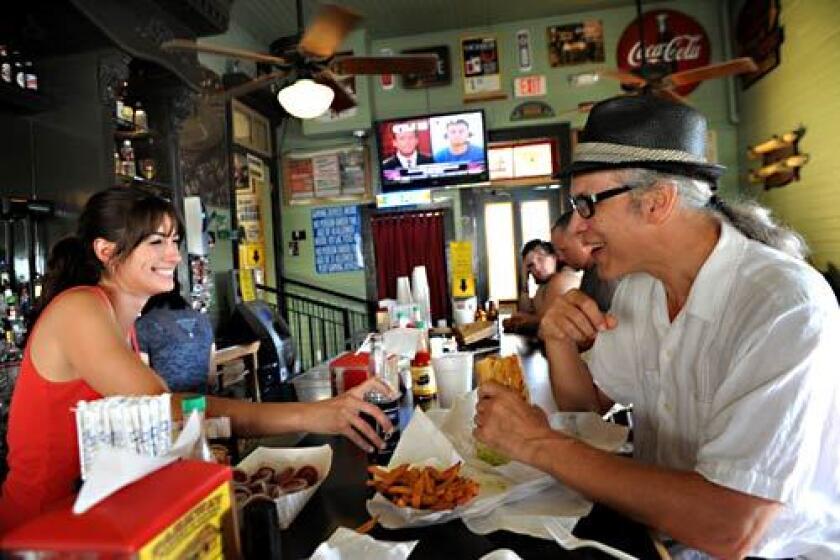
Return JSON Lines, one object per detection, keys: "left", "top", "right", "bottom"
{"left": 181, "top": 395, "right": 207, "bottom": 414}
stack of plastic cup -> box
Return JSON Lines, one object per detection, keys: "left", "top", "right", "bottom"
{"left": 396, "top": 276, "right": 413, "bottom": 304}
{"left": 411, "top": 266, "right": 432, "bottom": 325}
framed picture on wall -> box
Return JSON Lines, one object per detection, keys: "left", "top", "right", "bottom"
{"left": 401, "top": 45, "right": 451, "bottom": 89}
{"left": 460, "top": 35, "right": 506, "bottom": 102}
{"left": 547, "top": 20, "right": 605, "bottom": 67}
{"left": 282, "top": 145, "right": 373, "bottom": 206}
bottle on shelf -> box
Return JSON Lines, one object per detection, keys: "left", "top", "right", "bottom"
{"left": 133, "top": 102, "right": 148, "bottom": 130}
{"left": 11, "top": 51, "right": 25, "bottom": 89}
{"left": 486, "top": 300, "right": 498, "bottom": 322}
{"left": 180, "top": 395, "right": 214, "bottom": 462}
{"left": 0, "top": 45, "right": 12, "bottom": 84}
{"left": 23, "top": 59, "right": 37, "bottom": 91}
{"left": 120, "top": 139, "right": 135, "bottom": 177}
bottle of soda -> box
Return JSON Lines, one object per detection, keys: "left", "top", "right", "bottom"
{"left": 362, "top": 333, "right": 401, "bottom": 464}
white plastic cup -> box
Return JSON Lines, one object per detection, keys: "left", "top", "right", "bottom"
{"left": 396, "top": 276, "right": 413, "bottom": 304}
{"left": 432, "top": 352, "right": 473, "bottom": 408}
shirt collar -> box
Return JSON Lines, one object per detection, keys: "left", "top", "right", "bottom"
{"left": 397, "top": 152, "right": 416, "bottom": 167}
{"left": 683, "top": 220, "right": 747, "bottom": 322}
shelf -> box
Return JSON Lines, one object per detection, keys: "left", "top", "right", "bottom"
{"left": 114, "top": 128, "right": 157, "bottom": 140}
{"left": 0, "top": 81, "right": 51, "bottom": 114}
{"left": 113, "top": 118, "right": 157, "bottom": 140}
{"left": 115, "top": 174, "right": 173, "bottom": 197}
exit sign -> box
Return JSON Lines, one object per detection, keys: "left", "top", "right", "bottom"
{"left": 513, "top": 75, "right": 547, "bottom": 98}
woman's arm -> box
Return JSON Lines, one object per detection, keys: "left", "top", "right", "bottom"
{"left": 35, "top": 290, "right": 167, "bottom": 395}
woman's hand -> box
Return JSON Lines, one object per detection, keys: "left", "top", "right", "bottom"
{"left": 473, "top": 382, "right": 555, "bottom": 464}
{"left": 304, "top": 377, "right": 397, "bottom": 452}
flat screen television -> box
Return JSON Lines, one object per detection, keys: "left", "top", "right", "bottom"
{"left": 376, "top": 109, "right": 489, "bottom": 192}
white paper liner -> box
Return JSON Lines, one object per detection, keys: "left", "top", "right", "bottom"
{"left": 366, "top": 389, "right": 628, "bottom": 534}
{"left": 310, "top": 527, "right": 418, "bottom": 560}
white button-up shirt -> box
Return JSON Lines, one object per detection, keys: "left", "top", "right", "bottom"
{"left": 589, "top": 221, "right": 840, "bottom": 558}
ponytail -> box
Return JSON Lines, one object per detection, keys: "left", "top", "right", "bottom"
{"left": 27, "top": 187, "right": 183, "bottom": 329}
{"left": 28, "top": 235, "right": 102, "bottom": 328}
{"left": 706, "top": 195, "right": 809, "bottom": 260}
{"left": 625, "top": 169, "right": 809, "bottom": 260}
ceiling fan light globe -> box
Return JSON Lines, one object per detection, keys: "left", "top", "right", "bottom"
{"left": 277, "top": 79, "right": 335, "bottom": 119}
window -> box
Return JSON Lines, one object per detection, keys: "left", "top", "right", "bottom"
{"left": 484, "top": 202, "right": 517, "bottom": 301}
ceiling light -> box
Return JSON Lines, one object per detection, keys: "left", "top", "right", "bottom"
{"left": 276, "top": 79, "right": 334, "bottom": 119}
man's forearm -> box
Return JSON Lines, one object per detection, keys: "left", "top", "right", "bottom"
{"left": 545, "top": 338, "right": 605, "bottom": 412}
{"left": 523, "top": 434, "right": 779, "bottom": 559}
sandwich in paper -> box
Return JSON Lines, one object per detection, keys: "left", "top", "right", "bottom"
{"left": 474, "top": 355, "right": 528, "bottom": 466}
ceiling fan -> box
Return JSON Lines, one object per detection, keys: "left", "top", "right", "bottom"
{"left": 560, "top": 0, "right": 757, "bottom": 113}
{"left": 161, "top": 2, "right": 437, "bottom": 119}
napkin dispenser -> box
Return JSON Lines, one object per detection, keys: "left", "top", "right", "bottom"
{"left": 1, "top": 460, "right": 239, "bottom": 559}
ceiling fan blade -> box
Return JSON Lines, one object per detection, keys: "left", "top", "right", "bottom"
{"left": 215, "top": 71, "right": 287, "bottom": 101}
{"left": 161, "top": 39, "right": 288, "bottom": 66}
{"left": 667, "top": 57, "right": 758, "bottom": 87}
{"left": 299, "top": 4, "right": 362, "bottom": 58}
{"left": 557, "top": 101, "right": 596, "bottom": 117}
{"left": 314, "top": 71, "right": 357, "bottom": 113}
{"left": 655, "top": 87, "right": 689, "bottom": 105}
{"left": 331, "top": 55, "right": 438, "bottom": 76}
{"left": 598, "top": 68, "right": 648, "bottom": 88}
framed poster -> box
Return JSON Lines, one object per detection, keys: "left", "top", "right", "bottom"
{"left": 460, "top": 35, "right": 506, "bottom": 102}
{"left": 233, "top": 152, "right": 252, "bottom": 193}
{"left": 282, "top": 145, "right": 372, "bottom": 206}
{"left": 547, "top": 20, "right": 605, "bottom": 67}
{"left": 401, "top": 45, "right": 451, "bottom": 89}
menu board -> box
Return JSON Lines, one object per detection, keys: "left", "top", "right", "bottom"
{"left": 283, "top": 145, "right": 371, "bottom": 205}
{"left": 312, "top": 205, "right": 364, "bottom": 274}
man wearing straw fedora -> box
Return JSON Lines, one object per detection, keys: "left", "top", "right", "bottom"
{"left": 474, "top": 95, "right": 840, "bottom": 558}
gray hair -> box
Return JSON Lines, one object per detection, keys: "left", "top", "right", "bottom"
{"left": 622, "top": 168, "right": 809, "bottom": 260}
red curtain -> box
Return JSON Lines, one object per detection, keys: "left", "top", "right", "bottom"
{"left": 371, "top": 211, "right": 449, "bottom": 321}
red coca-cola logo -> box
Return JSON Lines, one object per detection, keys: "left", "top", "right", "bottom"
{"left": 616, "top": 9, "right": 711, "bottom": 95}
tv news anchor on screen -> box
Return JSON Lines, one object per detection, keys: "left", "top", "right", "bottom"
{"left": 381, "top": 122, "right": 434, "bottom": 170}
{"left": 433, "top": 118, "right": 485, "bottom": 163}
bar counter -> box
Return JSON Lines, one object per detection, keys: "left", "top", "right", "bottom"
{"left": 268, "top": 333, "right": 659, "bottom": 559}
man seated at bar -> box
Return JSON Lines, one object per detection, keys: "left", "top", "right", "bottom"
{"left": 474, "top": 95, "right": 840, "bottom": 557}
{"left": 504, "top": 239, "right": 579, "bottom": 335}
{"left": 0, "top": 187, "right": 395, "bottom": 532}
{"left": 550, "top": 209, "right": 616, "bottom": 315}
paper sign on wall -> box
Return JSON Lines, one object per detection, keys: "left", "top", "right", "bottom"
{"left": 450, "top": 241, "right": 475, "bottom": 297}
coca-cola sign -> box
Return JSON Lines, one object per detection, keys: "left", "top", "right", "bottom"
{"left": 616, "top": 9, "right": 711, "bottom": 96}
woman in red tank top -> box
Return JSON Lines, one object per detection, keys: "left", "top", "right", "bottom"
{"left": 0, "top": 188, "right": 393, "bottom": 534}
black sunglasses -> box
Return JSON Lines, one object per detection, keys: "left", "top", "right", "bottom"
{"left": 569, "top": 185, "right": 635, "bottom": 219}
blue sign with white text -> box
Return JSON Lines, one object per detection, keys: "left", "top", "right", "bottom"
{"left": 311, "top": 205, "right": 364, "bottom": 274}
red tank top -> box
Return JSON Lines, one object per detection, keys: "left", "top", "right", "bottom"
{"left": 0, "top": 285, "right": 138, "bottom": 533}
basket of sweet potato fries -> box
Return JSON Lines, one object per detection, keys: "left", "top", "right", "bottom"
{"left": 367, "top": 462, "right": 479, "bottom": 511}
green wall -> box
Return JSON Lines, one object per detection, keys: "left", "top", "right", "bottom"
{"left": 278, "top": 0, "right": 741, "bottom": 297}
{"left": 735, "top": 0, "right": 840, "bottom": 270}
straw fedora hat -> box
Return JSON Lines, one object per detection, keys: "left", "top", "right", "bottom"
{"left": 563, "top": 95, "right": 724, "bottom": 183}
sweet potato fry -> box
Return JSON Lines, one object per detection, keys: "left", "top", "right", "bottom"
{"left": 367, "top": 462, "right": 479, "bottom": 511}
{"left": 355, "top": 515, "right": 379, "bottom": 534}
